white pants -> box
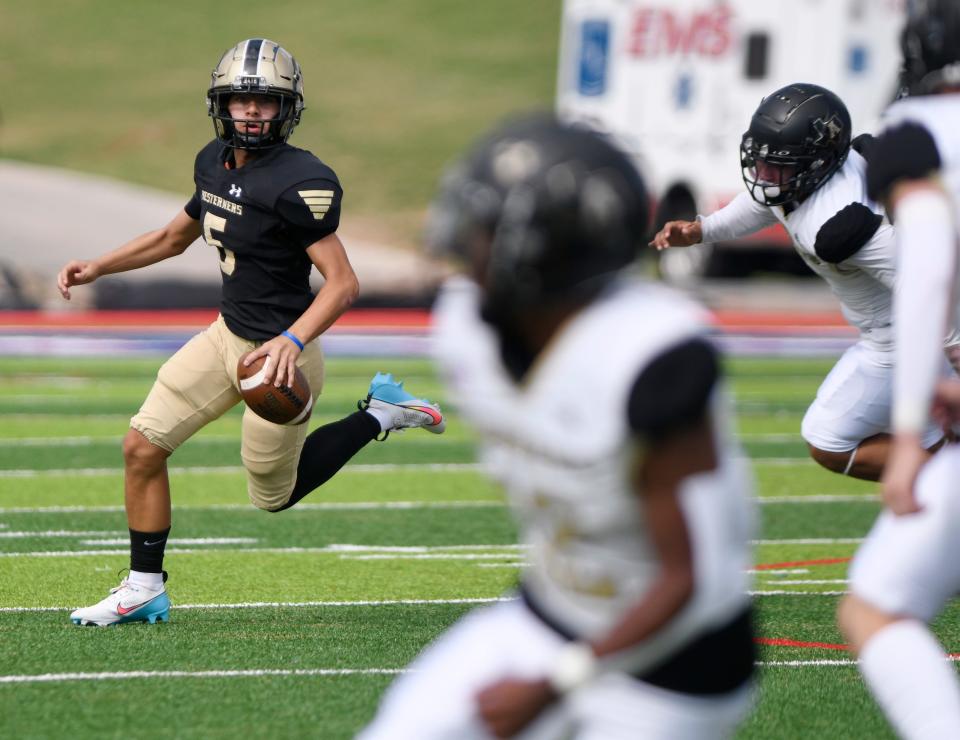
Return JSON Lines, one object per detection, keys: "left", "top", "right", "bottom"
{"left": 850, "top": 444, "right": 960, "bottom": 621}
{"left": 801, "top": 342, "right": 946, "bottom": 453}
{"left": 358, "top": 599, "right": 755, "bottom": 740}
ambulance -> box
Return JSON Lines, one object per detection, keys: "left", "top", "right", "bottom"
{"left": 556, "top": 0, "right": 904, "bottom": 283}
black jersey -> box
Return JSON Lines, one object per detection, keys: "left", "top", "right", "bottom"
{"left": 184, "top": 140, "right": 343, "bottom": 340}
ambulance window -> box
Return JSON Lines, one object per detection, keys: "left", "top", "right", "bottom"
{"left": 745, "top": 33, "right": 769, "bottom": 79}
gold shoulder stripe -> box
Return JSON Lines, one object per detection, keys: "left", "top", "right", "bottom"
{"left": 298, "top": 190, "right": 335, "bottom": 220}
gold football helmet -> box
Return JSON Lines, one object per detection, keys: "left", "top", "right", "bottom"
{"left": 207, "top": 38, "right": 304, "bottom": 149}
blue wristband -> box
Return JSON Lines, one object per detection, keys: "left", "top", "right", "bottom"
{"left": 281, "top": 330, "right": 305, "bottom": 351}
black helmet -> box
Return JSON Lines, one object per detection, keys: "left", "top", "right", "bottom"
{"left": 426, "top": 114, "right": 649, "bottom": 328}
{"left": 900, "top": 0, "right": 960, "bottom": 95}
{"left": 740, "top": 83, "right": 852, "bottom": 207}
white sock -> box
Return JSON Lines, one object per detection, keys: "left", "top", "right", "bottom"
{"left": 364, "top": 407, "right": 393, "bottom": 432}
{"left": 127, "top": 570, "right": 164, "bottom": 590}
{"left": 860, "top": 620, "right": 960, "bottom": 739}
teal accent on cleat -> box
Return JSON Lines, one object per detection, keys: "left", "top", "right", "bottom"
{"left": 70, "top": 576, "right": 171, "bottom": 627}
{"left": 359, "top": 372, "right": 446, "bottom": 437}
{"left": 118, "top": 591, "right": 170, "bottom": 626}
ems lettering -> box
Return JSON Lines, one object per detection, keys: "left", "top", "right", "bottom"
{"left": 629, "top": 5, "right": 733, "bottom": 58}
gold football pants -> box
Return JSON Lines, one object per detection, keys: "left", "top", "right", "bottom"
{"left": 130, "top": 315, "right": 325, "bottom": 510}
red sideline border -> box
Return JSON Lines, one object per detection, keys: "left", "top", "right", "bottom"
{"left": 0, "top": 309, "right": 854, "bottom": 334}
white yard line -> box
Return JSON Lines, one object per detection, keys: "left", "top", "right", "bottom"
{"left": 1, "top": 592, "right": 841, "bottom": 615}
{"left": 749, "top": 590, "right": 847, "bottom": 596}
{"left": 0, "top": 496, "right": 873, "bottom": 515}
{"left": 0, "top": 538, "right": 862, "bottom": 560}
{"left": 0, "top": 530, "right": 119, "bottom": 539}
{"left": 325, "top": 544, "right": 525, "bottom": 552}
{"left": 762, "top": 579, "right": 849, "bottom": 585}
{"left": 0, "top": 596, "right": 516, "bottom": 613}
{"left": 0, "top": 668, "right": 409, "bottom": 684}
{"left": 0, "top": 538, "right": 857, "bottom": 556}
{"left": 757, "top": 659, "right": 857, "bottom": 667}
{"left": 0, "top": 544, "right": 526, "bottom": 558}
{"left": 0, "top": 458, "right": 827, "bottom": 479}
{"left": 0, "top": 432, "right": 811, "bottom": 447}
{"left": 6, "top": 656, "right": 915, "bottom": 684}
{"left": 747, "top": 568, "right": 810, "bottom": 574}
{"left": 0, "top": 435, "right": 237, "bottom": 446}
{"left": 0, "top": 463, "right": 483, "bottom": 478}
{"left": 758, "top": 494, "right": 878, "bottom": 504}
{"left": 0, "top": 500, "right": 501, "bottom": 514}
{"left": 342, "top": 553, "right": 523, "bottom": 561}
{"left": 80, "top": 538, "right": 257, "bottom": 546}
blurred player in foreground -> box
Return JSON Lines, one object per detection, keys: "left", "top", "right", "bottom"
{"left": 56, "top": 38, "right": 444, "bottom": 627}
{"left": 359, "top": 116, "right": 756, "bottom": 739}
{"left": 838, "top": 2, "right": 960, "bottom": 737}
{"left": 650, "top": 83, "right": 959, "bottom": 481}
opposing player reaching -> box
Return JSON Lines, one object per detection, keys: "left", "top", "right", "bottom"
{"left": 360, "top": 116, "right": 756, "bottom": 739}
{"left": 650, "top": 83, "right": 958, "bottom": 481}
{"left": 56, "top": 39, "right": 444, "bottom": 627}
{"left": 837, "top": 2, "right": 960, "bottom": 736}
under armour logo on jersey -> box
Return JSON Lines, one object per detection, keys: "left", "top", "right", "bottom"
{"left": 229, "top": 184, "right": 242, "bottom": 198}
{"left": 298, "top": 189, "right": 335, "bottom": 220}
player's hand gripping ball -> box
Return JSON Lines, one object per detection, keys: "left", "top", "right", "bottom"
{"left": 237, "top": 353, "right": 313, "bottom": 425}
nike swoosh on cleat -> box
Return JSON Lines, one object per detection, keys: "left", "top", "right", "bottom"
{"left": 116, "top": 599, "right": 153, "bottom": 616}
{"left": 406, "top": 405, "right": 443, "bottom": 425}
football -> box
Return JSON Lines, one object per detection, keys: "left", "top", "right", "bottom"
{"left": 237, "top": 353, "right": 313, "bottom": 425}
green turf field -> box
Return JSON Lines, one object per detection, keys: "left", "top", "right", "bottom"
{"left": 2, "top": 1, "right": 560, "bottom": 242}
{"left": 3, "top": 354, "right": 956, "bottom": 739}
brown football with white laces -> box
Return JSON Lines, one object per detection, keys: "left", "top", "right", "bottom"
{"left": 237, "top": 353, "right": 313, "bottom": 425}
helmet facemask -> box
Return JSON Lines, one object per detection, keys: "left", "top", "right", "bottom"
{"left": 740, "top": 136, "right": 824, "bottom": 207}
{"left": 208, "top": 90, "right": 300, "bottom": 150}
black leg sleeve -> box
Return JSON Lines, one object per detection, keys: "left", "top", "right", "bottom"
{"left": 273, "top": 410, "right": 381, "bottom": 511}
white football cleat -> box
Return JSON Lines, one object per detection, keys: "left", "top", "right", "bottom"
{"left": 70, "top": 572, "right": 170, "bottom": 627}
{"left": 359, "top": 372, "right": 446, "bottom": 437}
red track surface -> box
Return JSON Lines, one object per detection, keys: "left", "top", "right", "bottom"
{"left": 0, "top": 309, "right": 432, "bottom": 332}
{"left": 0, "top": 308, "right": 851, "bottom": 332}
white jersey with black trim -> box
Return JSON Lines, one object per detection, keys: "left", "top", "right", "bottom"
{"left": 878, "top": 95, "right": 960, "bottom": 433}
{"left": 432, "top": 276, "right": 755, "bottom": 660}
{"left": 701, "top": 153, "right": 896, "bottom": 351}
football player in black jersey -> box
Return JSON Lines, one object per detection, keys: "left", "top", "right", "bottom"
{"left": 56, "top": 38, "right": 445, "bottom": 627}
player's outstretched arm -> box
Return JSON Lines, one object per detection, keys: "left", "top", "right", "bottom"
{"left": 57, "top": 209, "right": 201, "bottom": 300}
{"left": 242, "top": 233, "right": 359, "bottom": 388}
{"left": 648, "top": 220, "right": 702, "bottom": 250}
